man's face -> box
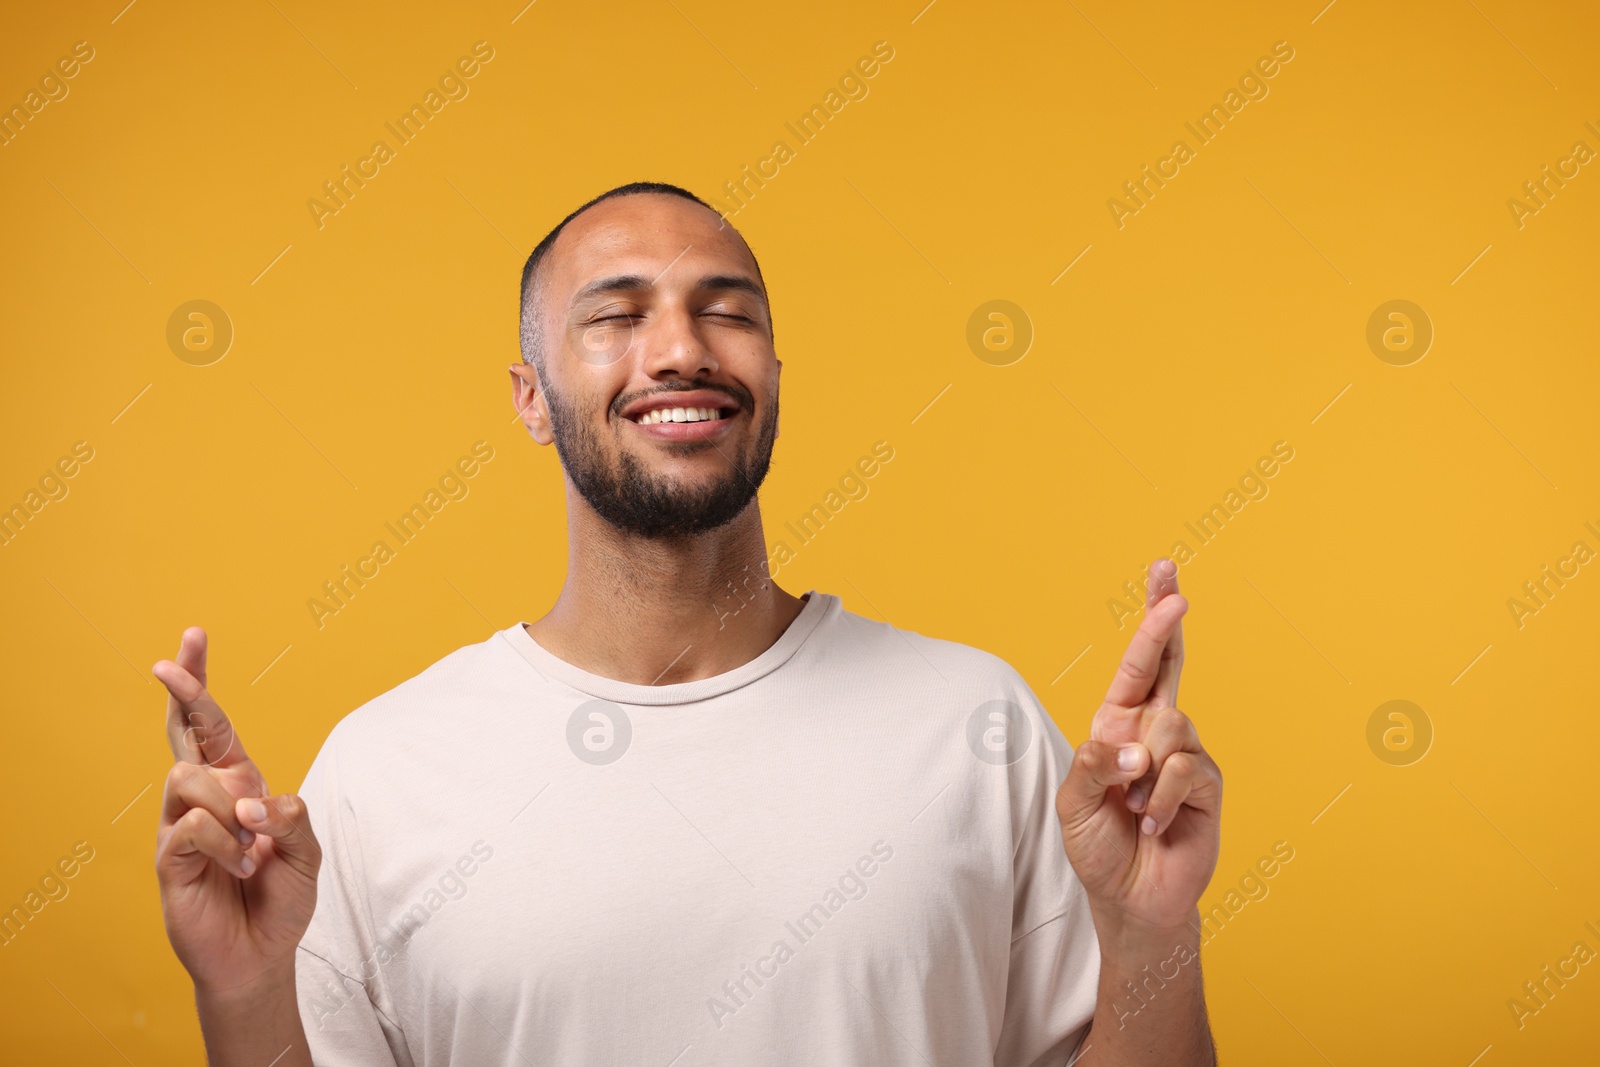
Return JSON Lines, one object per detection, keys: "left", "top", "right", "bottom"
{"left": 513, "top": 194, "right": 780, "bottom": 539}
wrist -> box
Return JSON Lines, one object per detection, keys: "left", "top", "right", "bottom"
{"left": 1091, "top": 904, "right": 1203, "bottom": 957}
{"left": 193, "top": 962, "right": 310, "bottom": 1067}
{"left": 194, "top": 961, "right": 298, "bottom": 1015}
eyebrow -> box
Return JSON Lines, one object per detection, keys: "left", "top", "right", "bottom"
{"left": 570, "top": 272, "right": 767, "bottom": 307}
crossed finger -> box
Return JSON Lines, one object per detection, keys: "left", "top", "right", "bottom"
{"left": 1092, "top": 560, "right": 1189, "bottom": 806}
{"left": 153, "top": 628, "right": 250, "bottom": 771}
{"left": 1144, "top": 558, "right": 1185, "bottom": 710}
{"left": 1100, "top": 583, "right": 1188, "bottom": 715}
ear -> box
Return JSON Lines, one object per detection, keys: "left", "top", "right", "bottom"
{"left": 774, "top": 358, "right": 782, "bottom": 441}
{"left": 509, "top": 363, "right": 554, "bottom": 445}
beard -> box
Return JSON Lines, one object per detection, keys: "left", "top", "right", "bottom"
{"left": 543, "top": 379, "right": 778, "bottom": 539}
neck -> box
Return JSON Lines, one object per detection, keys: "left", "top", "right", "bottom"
{"left": 525, "top": 487, "right": 807, "bottom": 685}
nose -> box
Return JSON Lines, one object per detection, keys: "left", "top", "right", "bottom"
{"left": 643, "top": 302, "right": 719, "bottom": 380}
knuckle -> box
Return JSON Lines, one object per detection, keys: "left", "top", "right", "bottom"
{"left": 1072, "top": 741, "right": 1098, "bottom": 773}
{"left": 165, "top": 760, "right": 197, "bottom": 790}
{"left": 1164, "top": 751, "right": 1198, "bottom": 778}
{"left": 1154, "top": 706, "right": 1189, "bottom": 736}
{"left": 275, "top": 794, "right": 307, "bottom": 822}
{"left": 1073, "top": 740, "right": 1109, "bottom": 777}
{"left": 176, "top": 805, "right": 215, "bottom": 833}
{"left": 1117, "top": 659, "right": 1152, "bottom": 684}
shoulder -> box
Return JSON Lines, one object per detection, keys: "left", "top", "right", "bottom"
{"left": 306, "top": 626, "right": 523, "bottom": 783}
{"left": 823, "top": 596, "right": 1047, "bottom": 707}
{"left": 818, "top": 599, "right": 1079, "bottom": 778}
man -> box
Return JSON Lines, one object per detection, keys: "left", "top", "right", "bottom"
{"left": 154, "top": 181, "right": 1222, "bottom": 1065}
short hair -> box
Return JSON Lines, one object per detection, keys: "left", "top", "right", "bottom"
{"left": 516, "top": 181, "right": 770, "bottom": 376}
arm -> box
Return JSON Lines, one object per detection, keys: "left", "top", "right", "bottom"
{"left": 1055, "top": 559, "right": 1224, "bottom": 1065}
{"left": 194, "top": 964, "right": 312, "bottom": 1067}
{"left": 152, "top": 627, "right": 324, "bottom": 1066}
{"left": 1080, "top": 907, "right": 1214, "bottom": 1066}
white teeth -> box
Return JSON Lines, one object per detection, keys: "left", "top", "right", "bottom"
{"left": 635, "top": 405, "right": 729, "bottom": 424}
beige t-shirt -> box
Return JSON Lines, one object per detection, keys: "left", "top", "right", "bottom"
{"left": 294, "top": 590, "right": 1101, "bottom": 1065}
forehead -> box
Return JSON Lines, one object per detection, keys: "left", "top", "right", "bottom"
{"left": 546, "top": 194, "right": 761, "bottom": 303}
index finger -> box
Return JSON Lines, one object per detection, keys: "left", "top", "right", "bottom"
{"left": 1145, "top": 558, "right": 1185, "bottom": 709}
{"left": 1102, "top": 589, "right": 1188, "bottom": 711}
{"left": 153, "top": 629, "right": 249, "bottom": 769}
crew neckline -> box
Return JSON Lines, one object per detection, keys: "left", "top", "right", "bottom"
{"left": 498, "top": 590, "right": 837, "bottom": 706}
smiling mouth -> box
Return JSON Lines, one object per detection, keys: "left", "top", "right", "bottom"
{"left": 629, "top": 405, "right": 736, "bottom": 425}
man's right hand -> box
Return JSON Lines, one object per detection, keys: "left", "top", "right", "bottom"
{"left": 154, "top": 626, "right": 322, "bottom": 997}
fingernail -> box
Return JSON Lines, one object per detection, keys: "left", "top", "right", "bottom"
{"left": 1117, "top": 745, "right": 1141, "bottom": 771}
{"left": 239, "top": 854, "right": 256, "bottom": 876}
{"left": 1126, "top": 786, "right": 1146, "bottom": 810}
{"left": 236, "top": 827, "right": 255, "bottom": 846}
{"left": 1158, "top": 560, "right": 1176, "bottom": 578}
{"left": 1141, "top": 815, "right": 1158, "bottom": 835}
{"left": 244, "top": 800, "right": 267, "bottom": 823}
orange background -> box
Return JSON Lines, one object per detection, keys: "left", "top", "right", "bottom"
{"left": 2, "top": 0, "right": 1597, "bottom": 1062}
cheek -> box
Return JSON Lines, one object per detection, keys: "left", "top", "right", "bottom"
{"left": 736, "top": 347, "right": 780, "bottom": 396}
{"left": 703, "top": 340, "right": 777, "bottom": 414}
{"left": 542, "top": 377, "right": 605, "bottom": 435}
{"left": 710, "top": 328, "right": 772, "bottom": 368}
{"left": 749, "top": 376, "right": 781, "bottom": 427}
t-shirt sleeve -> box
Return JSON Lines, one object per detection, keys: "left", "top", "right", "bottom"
{"left": 993, "top": 675, "right": 1102, "bottom": 1067}
{"left": 292, "top": 725, "right": 414, "bottom": 1067}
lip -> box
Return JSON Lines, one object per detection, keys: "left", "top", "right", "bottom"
{"left": 626, "top": 409, "right": 739, "bottom": 442}
{"left": 619, "top": 389, "right": 741, "bottom": 422}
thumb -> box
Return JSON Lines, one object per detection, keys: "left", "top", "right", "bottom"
{"left": 236, "top": 793, "right": 321, "bottom": 880}
{"left": 1056, "top": 739, "right": 1148, "bottom": 830}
